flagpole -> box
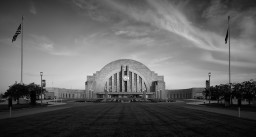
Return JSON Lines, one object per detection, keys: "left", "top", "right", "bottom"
{"left": 21, "top": 16, "right": 23, "bottom": 84}
{"left": 228, "top": 16, "right": 231, "bottom": 104}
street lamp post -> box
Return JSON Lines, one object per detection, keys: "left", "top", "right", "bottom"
{"left": 40, "top": 72, "right": 43, "bottom": 105}
{"left": 208, "top": 72, "right": 211, "bottom": 104}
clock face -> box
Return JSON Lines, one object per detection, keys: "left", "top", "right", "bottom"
{"left": 123, "top": 76, "right": 129, "bottom": 81}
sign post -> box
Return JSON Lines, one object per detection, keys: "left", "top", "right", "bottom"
{"left": 238, "top": 98, "right": 241, "bottom": 118}
{"left": 42, "top": 80, "right": 46, "bottom": 87}
{"left": 206, "top": 80, "right": 210, "bottom": 103}
{"left": 8, "top": 97, "right": 12, "bottom": 117}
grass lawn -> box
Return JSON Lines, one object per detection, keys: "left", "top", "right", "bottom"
{"left": 202, "top": 103, "right": 256, "bottom": 112}
{"left": 0, "top": 103, "right": 256, "bottom": 137}
{"left": 0, "top": 103, "right": 48, "bottom": 112}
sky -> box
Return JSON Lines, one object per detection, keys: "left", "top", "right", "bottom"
{"left": 1, "top": 0, "right": 256, "bottom": 93}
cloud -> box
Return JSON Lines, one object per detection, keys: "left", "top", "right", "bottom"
{"left": 149, "top": 56, "right": 173, "bottom": 67}
{"left": 239, "top": 16, "right": 256, "bottom": 40}
{"left": 202, "top": 52, "right": 256, "bottom": 69}
{"left": 106, "top": 0, "right": 256, "bottom": 62}
{"left": 28, "top": 35, "right": 78, "bottom": 56}
{"left": 72, "top": 0, "right": 97, "bottom": 9}
{"left": 71, "top": 0, "right": 256, "bottom": 86}
{"left": 202, "top": 0, "right": 227, "bottom": 18}
{"left": 107, "top": 0, "right": 254, "bottom": 56}
{"left": 40, "top": 43, "right": 53, "bottom": 51}
{"left": 72, "top": 0, "right": 105, "bottom": 21}
{"left": 29, "top": 2, "right": 37, "bottom": 15}
{"left": 129, "top": 37, "right": 155, "bottom": 47}
{"left": 72, "top": 0, "right": 120, "bottom": 23}
{"left": 106, "top": 0, "right": 220, "bottom": 51}
{"left": 0, "top": 38, "right": 20, "bottom": 48}
{"left": 115, "top": 30, "right": 148, "bottom": 37}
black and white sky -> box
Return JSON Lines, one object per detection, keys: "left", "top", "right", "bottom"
{"left": 1, "top": 0, "right": 256, "bottom": 92}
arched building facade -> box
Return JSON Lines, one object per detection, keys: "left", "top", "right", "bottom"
{"left": 85, "top": 59, "right": 166, "bottom": 99}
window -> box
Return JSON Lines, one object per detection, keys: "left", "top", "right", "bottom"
{"left": 109, "top": 76, "right": 112, "bottom": 92}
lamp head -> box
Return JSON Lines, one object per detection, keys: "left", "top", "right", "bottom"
{"left": 40, "top": 72, "right": 43, "bottom": 76}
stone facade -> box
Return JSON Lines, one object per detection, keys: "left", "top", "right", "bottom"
{"left": 85, "top": 59, "right": 166, "bottom": 99}
{"left": 45, "top": 59, "right": 205, "bottom": 100}
{"left": 45, "top": 87, "right": 85, "bottom": 99}
{"left": 166, "top": 88, "right": 205, "bottom": 99}
{"left": 44, "top": 92, "right": 55, "bottom": 99}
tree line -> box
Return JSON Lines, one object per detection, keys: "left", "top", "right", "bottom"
{"left": 203, "top": 80, "right": 256, "bottom": 106}
{"left": 3, "top": 83, "right": 45, "bottom": 105}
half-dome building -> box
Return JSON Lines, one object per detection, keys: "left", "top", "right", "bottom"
{"left": 85, "top": 59, "right": 166, "bottom": 99}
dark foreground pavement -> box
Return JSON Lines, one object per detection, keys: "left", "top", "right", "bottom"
{"left": 0, "top": 103, "right": 256, "bottom": 137}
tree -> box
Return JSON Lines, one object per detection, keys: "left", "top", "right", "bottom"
{"left": 242, "top": 81, "right": 255, "bottom": 105}
{"left": 206, "top": 79, "right": 256, "bottom": 107}
{"left": 3, "top": 82, "right": 47, "bottom": 105}
{"left": 252, "top": 81, "right": 256, "bottom": 101}
{"left": 211, "top": 85, "right": 224, "bottom": 104}
{"left": 217, "top": 84, "right": 231, "bottom": 107}
{"left": 202, "top": 88, "right": 209, "bottom": 100}
{"left": 232, "top": 83, "right": 243, "bottom": 106}
{"left": 27, "top": 83, "right": 41, "bottom": 105}
{"left": 4, "top": 83, "right": 28, "bottom": 104}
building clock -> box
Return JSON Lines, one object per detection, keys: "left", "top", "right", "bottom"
{"left": 123, "top": 75, "right": 129, "bottom": 81}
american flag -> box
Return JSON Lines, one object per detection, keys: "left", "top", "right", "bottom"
{"left": 225, "top": 16, "right": 230, "bottom": 44}
{"left": 12, "top": 24, "right": 21, "bottom": 42}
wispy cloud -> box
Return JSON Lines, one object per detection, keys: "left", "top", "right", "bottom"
{"left": 0, "top": 38, "right": 20, "bottom": 48}
{"left": 203, "top": 53, "right": 256, "bottom": 69}
{"left": 72, "top": 0, "right": 119, "bottom": 23}
{"left": 1, "top": 0, "right": 256, "bottom": 91}
{"left": 115, "top": 30, "right": 148, "bottom": 37}
{"left": 149, "top": 56, "right": 173, "bottom": 67}
{"left": 106, "top": 0, "right": 256, "bottom": 67}
{"left": 28, "top": 35, "right": 78, "bottom": 56}
{"left": 129, "top": 37, "right": 155, "bottom": 47}
{"left": 29, "top": 2, "right": 37, "bottom": 15}
{"left": 106, "top": 0, "right": 219, "bottom": 51}
{"left": 202, "top": 0, "right": 227, "bottom": 18}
